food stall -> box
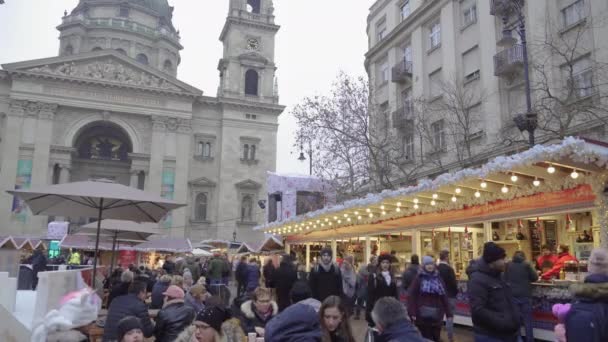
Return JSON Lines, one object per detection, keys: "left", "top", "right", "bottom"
{"left": 254, "top": 138, "right": 608, "bottom": 341}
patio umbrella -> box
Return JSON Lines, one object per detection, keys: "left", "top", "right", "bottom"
{"left": 73, "top": 219, "right": 162, "bottom": 274}
{"left": 8, "top": 179, "right": 185, "bottom": 283}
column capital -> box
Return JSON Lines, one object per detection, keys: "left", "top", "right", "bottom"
{"left": 8, "top": 100, "right": 27, "bottom": 117}
{"left": 151, "top": 116, "right": 166, "bottom": 131}
{"left": 39, "top": 103, "right": 59, "bottom": 120}
{"left": 177, "top": 118, "right": 192, "bottom": 134}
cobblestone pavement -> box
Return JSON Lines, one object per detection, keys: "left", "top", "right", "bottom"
{"left": 350, "top": 317, "right": 475, "bottom": 342}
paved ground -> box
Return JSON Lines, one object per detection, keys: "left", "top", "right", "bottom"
{"left": 350, "top": 317, "right": 475, "bottom": 342}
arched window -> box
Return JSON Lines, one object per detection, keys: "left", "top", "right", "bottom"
{"left": 195, "top": 193, "right": 208, "bottom": 221}
{"left": 243, "top": 144, "right": 249, "bottom": 160}
{"left": 245, "top": 69, "right": 259, "bottom": 96}
{"left": 163, "top": 59, "right": 173, "bottom": 73}
{"left": 115, "top": 48, "right": 127, "bottom": 55}
{"left": 250, "top": 145, "right": 256, "bottom": 161}
{"left": 136, "top": 53, "right": 149, "bottom": 65}
{"left": 241, "top": 195, "right": 253, "bottom": 222}
{"left": 203, "top": 142, "right": 211, "bottom": 158}
{"left": 247, "top": 0, "right": 261, "bottom": 13}
{"left": 64, "top": 45, "right": 74, "bottom": 55}
{"left": 92, "top": 47, "right": 103, "bottom": 51}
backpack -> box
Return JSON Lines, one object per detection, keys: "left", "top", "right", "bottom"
{"left": 566, "top": 300, "right": 608, "bottom": 342}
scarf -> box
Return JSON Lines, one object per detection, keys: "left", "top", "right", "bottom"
{"left": 381, "top": 271, "right": 391, "bottom": 285}
{"left": 320, "top": 262, "right": 332, "bottom": 272}
{"left": 419, "top": 269, "right": 446, "bottom": 295}
{"left": 341, "top": 263, "right": 356, "bottom": 298}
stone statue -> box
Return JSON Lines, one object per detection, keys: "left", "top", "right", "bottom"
{"left": 96, "top": 138, "right": 114, "bottom": 159}
{"left": 117, "top": 143, "right": 129, "bottom": 161}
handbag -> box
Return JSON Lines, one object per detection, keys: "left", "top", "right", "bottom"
{"left": 419, "top": 305, "right": 441, "bottom": 321}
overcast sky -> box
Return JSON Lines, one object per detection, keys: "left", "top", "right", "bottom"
{"left": 0, "top": 0, "right": 370, "bottom": 175}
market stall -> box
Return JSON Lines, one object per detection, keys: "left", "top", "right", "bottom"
{"left": 134, "top": 237, "right": 192, "bottom": 269}
{"left": 254, "top": 138, "right": 608, "bottom": 341}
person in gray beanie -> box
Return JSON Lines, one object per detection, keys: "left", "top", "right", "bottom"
{"left": 309, "top": 247, "right": 343, "bottom": 302}
{"left": 564, "top": 247, "right": 608, "bottom": 342}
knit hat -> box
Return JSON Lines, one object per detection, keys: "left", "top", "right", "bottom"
{"left": 320, "top": 247, "right": 332, "bottom": 257}
{"left": 422, "top": 255, "right": 435, "bottom": 266}
{"left": 588, "top": 248, "right": 608, "bottom": 276}
{"left": 196, "top": 306, "right": 229, "bottom": 333}
{"left": 117, "top": 316, "right": 142, "bottom": 341}
{"left": 162, "top": 285, "right": 185, "bottom": 299}
{"left": 482, "top": 242, "right": 506, "bottom": 264}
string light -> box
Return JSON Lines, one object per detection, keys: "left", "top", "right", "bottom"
{"left": 547, "top": 165, "right": 556, "bottom": 174}
{"left": 533, "top": 178, "right": 541, "bottom": 187}
{"left": 357, "top": 216, "right": 362, "bottom": 220}
{"left": 325, "top": 218, "right": 329, "bottom": 222}
{"left": 368, "top": 213, "right": 373, "bottom": 218}
{"left": 344, "top": 213, "right": 348, "bottom": 218}
{"left": 501, "top": 185, "right": 509, "bottom": 193}
{"left": 510, "top": 174, "right": 518, "bottom": 182}
{"left": 414, "top": 204, "right": 419, "bottom": 209}
{"left": 366, "top": 208, "right": 371, "bottom": 213}
{"left": 570, "top": 170, "right": 579, "bottom": 179}
{"left": 337, "top": 220, "right": 342, "bottom": 224}
{"left": 347, "top": 217, "right": 351, "bottom": 222}
{"left": 451, "top": 195, "right": 457, "bottom": 202}
{"left": 396, "top": 202, "right": 402, "bottom": 207}
{"left": 432, "top": 194, "right": 438, "bottom": 199}
{"left": 480, "top": 181, "right": 487, "bottom": 189}
{"left": 380, "top": 205, "right": 385, "bottom": 210}
{"left": 381, "top": 211, "right": 386, "bottom": 216}
{"left": 431, "top": 200, "right": 436, "bottom": 206}
{"left": 474, "top": 191, "right": 481, "bottom": 198}
{"left": 413, "top": 198, "right": 419, "bottom": 204}
{"left": 333, "top": 216, "right": 338, "bottom": 220}
{"left": 455, "top": 188, "right": 462, "bottom": 194}
{"left": 396, "top": 207, "right": 401, "bottom": 212}
{"left": 354, "top": 211, "right": 359, "bottom": 215}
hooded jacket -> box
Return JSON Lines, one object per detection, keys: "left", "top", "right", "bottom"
{"left": 238, "top": 299, "right": 278, "bottom": 333}
{"left": 264, "top": 302, "right": 321, "bottom": 342}
{"left": 504, "top": 255, "right": 538, "bottom": 298}
{"left": 375, "top": 319, "right": 427, "bottom": 342}
{"left": 467, "top": 259, "right": 520, "bottom": 339}
{"left": 154, "top": 298, "right": 196, "bottom": 342}
{"left": 565, "top": 274, "right": 608, "bottom": 342}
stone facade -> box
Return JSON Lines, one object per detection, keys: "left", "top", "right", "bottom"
{"left": 0, "top": 0, "right": 284, "bottom": 243}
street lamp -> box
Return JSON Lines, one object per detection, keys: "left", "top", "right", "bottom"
{"left": 495, "top": 0, "right": 537, "bottom": 147}
{"left": 297, "top": 142, "right": 313, "bottom": 175}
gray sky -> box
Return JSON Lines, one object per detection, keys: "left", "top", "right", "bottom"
{"left": 0, "top": 0, "right": 370, "bottom": 175}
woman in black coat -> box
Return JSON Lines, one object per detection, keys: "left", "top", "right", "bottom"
{"left": 272, "top": 255, "right": 298, "bottom": 312}
{"left": 366, "top": 254, "right": 398, "bottom": 326}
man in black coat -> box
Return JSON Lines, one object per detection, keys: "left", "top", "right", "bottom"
{"left": 468, "top": 242, "right": 520, "bottom": 342}
{"left": 154, "top": 285, "right": 195, "bottom": 342}
{"left": 272, "top": 254, "right": 298, "bottom": 312}
{"left": 401, "top": 254, "right": 420, "bottom": 291}
{"left": 438, "top": 250, "right": 458, "bottom": 342}
{"left": 235, "top": 256, "right": 248, "bottom": 298}
{"left": 309, "top": 247, "right": 342, "bottom": 302}
{"left": 103, "top": 280, "right": 155, "bottom": 341}
{"left": 30, "top": 247, "right": 47, "bottom": 290}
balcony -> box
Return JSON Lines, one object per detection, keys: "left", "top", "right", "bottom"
{"left": 391, "top": 60, "right": 413, "bottom": 84}
{"left": 392, "top": 104, "right": 414, "bottom": 129}
{"left": 494, "top": 44, "right": 524, "bottom": 78}
{"left": 490, "top": 0, "right": 524, "bottom": 17}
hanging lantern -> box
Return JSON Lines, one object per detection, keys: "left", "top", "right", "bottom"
{"left": 566, "top": 214, "right": 575, "bottom": 232}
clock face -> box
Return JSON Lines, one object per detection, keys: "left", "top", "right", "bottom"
{"left": 247, "top": 38, "right": 260, "bottom": 51}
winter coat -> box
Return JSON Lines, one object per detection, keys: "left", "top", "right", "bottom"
{"left": 150, "top": 279, "right": 171, "bottom": 309}
{"left": 163, "top": 260, "right": 176, "bottom": 275}
{"left": 245, "top": 263, "right": 261, "bottom": 292}
{"left": 309, "top": 263, "right": 343, "bottom": 302}
{"left": 154, "top": 299, "right": 195, "bottom": 342}
{"left": 542, "top": 252, "right": 579, "bottom": 279}
{"left": 31, "top": 250, "right": 47, "bottom": 273}
{"left": 238, "top": 299, "right": 278, "bottom": 334}
{"left": 565, "top": 274, "right": 608, "bottom": 342}
{"left": 467, "top": 259, "right": 520, "bottom": 340}
{"left": 185, "top": 260, "right": 201, "bottom": 284}
{"left": 504, "top": 256, "right": 538, "bottom": 298}
{"left": 375, "top": 319, "right": 427, "bottom": 342}
{"left": 236, "top": 261, "right": 248, "bottom": 284}
{"left": 366, "top": 272, "right": 398, "bottom": 326}
{"left": 264, "top": 302, "right": 322, "bottom": 342}
{"left": 437, "top": 262, "right": 458, "bottom": 298}
{"left": 174, "top": 318, "right": 246, "bottom": 342}
{"left": 536, "top": 254, "right": 558, "bottom": 273}
{"left": 401, "top": 264, "right": 419, "bottom": 291}
{"left": 407, "top": 273, "right": 452, "bottom": 326}
{"left": 263, "top": 262, "right": 276, "bottom": 287}
{"left": 184, "top": 292, "right": 205, "bottom": 313}
{"left": 272, "top": 261, "right": 298, "bottom": 311}
{"left": 135, "top": 274, "right": 154, "bottom": 293}
{"left": 102, "top": 293, "right": 154, "bottom": 341}
{"left": 106, "top": 281, "right": 130, "bottom": 308}
{"left": 208, "top": 257, "right": 226, "bottom": 281}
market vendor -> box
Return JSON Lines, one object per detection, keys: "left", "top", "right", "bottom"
{"left": 541, "top": 245, "right": 578, "bottom": 280}
{"left": 536, "top": 245, "right": 558, "bottom": 274}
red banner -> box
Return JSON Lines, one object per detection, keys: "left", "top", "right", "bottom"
{"left": 118, "top": 250, "right": 137, "bottom": 268}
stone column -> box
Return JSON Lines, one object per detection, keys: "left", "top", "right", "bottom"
{"left": 0, "top": 100, "right": 26, "bottom": 229}
{"left": 305, "top": 243, "right": 311, "bottom": 272}
{"left": 130, "top": 170, "right": 139, "bottom": 188}
{"left": 172, "top": 119, "right": 192, "bottom": 237}
{"left": 58, "top": 165, "right": 71, "bottom": 184}
{"left": 31, "top": 103, "right": 57, "bottom": 186}
{"left": 146, "top": 117, "right": 165, "bottom": 194}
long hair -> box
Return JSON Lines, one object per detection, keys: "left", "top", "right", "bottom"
{"left": 319, "top": 296, "right": 355, "bottom": 342}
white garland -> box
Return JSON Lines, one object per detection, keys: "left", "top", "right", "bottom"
{"left": 255, "top": 138, "right": 608, "bottom": 234}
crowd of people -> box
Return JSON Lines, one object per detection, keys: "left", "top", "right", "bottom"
{"left": 68, "top": 242, "right": 608, "bottom": 342}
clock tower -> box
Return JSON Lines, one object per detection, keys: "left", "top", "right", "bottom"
{"left": 218, "top": 0, "right": 280, "bottom": 104}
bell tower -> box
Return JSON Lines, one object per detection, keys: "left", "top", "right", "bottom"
{"left": 218, "top": 0, "right": 279, "bottom": 104}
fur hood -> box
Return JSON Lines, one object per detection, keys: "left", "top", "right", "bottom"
{"left": 174, "top": 318, "right": 244, "bottom": 342}
{"left": 570, "top": 281, "right": 608, "bottom": 300}
{"left": 240, "top": 299, "right": 278, "bottom": 319}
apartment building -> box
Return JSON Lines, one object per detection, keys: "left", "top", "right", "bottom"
{"left": 365, "top": 0, "right": 608, "bottom": 183}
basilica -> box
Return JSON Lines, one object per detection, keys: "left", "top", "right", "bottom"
{"left": 0, "top": 0, "right": 284, "bottom": 242}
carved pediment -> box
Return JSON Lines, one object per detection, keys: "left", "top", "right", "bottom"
{"left": 189, "top": 177, "right": 217, "bottom": 188}
{"left": 3, "top": 51, "right": 202, "bottom": 95}
{"left": 235, "top": 179, "right": 262, "bottom": 190}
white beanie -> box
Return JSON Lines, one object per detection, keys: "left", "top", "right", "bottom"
{"left": 588, "top": 248, "right": 608, "bottom": 276}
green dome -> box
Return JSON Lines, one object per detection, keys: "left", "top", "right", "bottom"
{"left": 128, "top": 0, "right": 172, "bottom": 19}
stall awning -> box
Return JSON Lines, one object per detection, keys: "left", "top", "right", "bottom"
{"left": 60, "top": 235, "right": 134, "bottom": 251}
{"left": 133, "top": 238, "right": 192, "bottom": 253}
{"left": 0, "top": 236, "right": 18, "bottom": 249}
{"left": 254, "top": 138, "right": 608, "bottom": 243}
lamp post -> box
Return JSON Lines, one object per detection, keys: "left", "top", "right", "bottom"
{"left": 298, "top": 141, "right": 313, "bottom": 175}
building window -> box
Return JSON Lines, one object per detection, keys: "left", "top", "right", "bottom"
{"left": 136, "top": 53, "right": 149, "bottom": 65}
{"left": 242, "top": 144, "right": 257, "bottom": 160}
{"left": 245, "top": 114, "right": 258, "bottom": 120}
{"left": 250, "top": 145, "right": 256, "bottom": 160}
{"left": 403, "top": 44, "right": 413, "bottom": 63}
{"left": 562, "top": 0, "right": 585, "bottom": 27}
{"left": 431, "top": 119, "right": 446, "bottom": 151}
{"left": 245, "top": 69, "right": 259, "bottom": 96}
{"left": 197, "top": 141, "right": 212, "bottom": 158}
{"left": 378, "top": 58, "right": 390, "bottom": 84}
{"left": 246, "top": 0, "right": 261, "bottom": 14}
{"left": 462, "top": 46, "right": 480, "bottom": 83}
{"left": 462, "top": 2, "right": 477, "bottom": 27}
{"left": 429, "top": 69, "right": 442, "bottom": 98}
{"left": 429, "top": 21, "right": 441, "bottom": 49}
{"left": 163, "top": 60, "right": 173, "bottom": 73}
{"left": 400, "top": 1, "right": 411, "bottom": 20}
{"left": 195, "top": 193, "right": 208, "bottom": 221}
{"left": 243, "top": 144, "right": 249, "bottom": 160}
{"left": 241, "top": 194, "right": 254, "bottom": 222}
{"left": 403, "top": 134, "right": 415, "bottom": 160}
{"left": 376, "top": 20, "right": 387, "bottom": 42}
{"left": 570, "top": 57, "right": 594, "bottom": 97}
{"left": 64, "top": 45, "right": 74, "bottom": 55}
{"left": 119, "top": 5, "right": 129, "bottom": 17}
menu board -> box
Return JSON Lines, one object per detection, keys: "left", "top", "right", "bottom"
{"left": 529, "top": 220, "right": 542, "bottom": 261}
{"left": 544, "top": 221, "right": 558, "bottom": 251}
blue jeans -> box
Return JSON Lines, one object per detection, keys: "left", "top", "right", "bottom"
{"left": 446, "top": 297, "right": 456, "bottom": 341}
{"left": 514, "top": 297, "right": 533, "bottom": 342}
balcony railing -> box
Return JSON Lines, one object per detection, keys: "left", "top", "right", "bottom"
{"left": 490, "top": 0, "right": 524, "bottom": 17}
{"left": 392, "top": 103, "right": 414, "bottom": 129}
{"left": 392, "top": 60, "right": 413, "bottom": 84}
{"left": 60, "top": 15, "right": 181, "bottom": 42}
{"left": 494, "top": 44, "right": 524, "bottom": 77}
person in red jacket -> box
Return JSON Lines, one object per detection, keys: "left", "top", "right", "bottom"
{"left": 536, "top": 245, "right": 558, "bottom": 275}
{"left": 541, "top": 245, "right": 578, "bottom": 280}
